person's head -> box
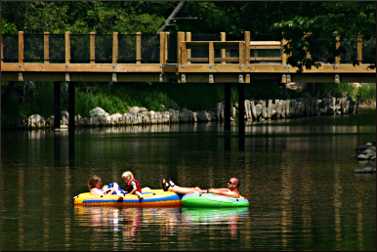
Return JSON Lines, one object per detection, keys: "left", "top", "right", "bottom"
{"left": 88, "top": 175, "right": 103, "bottom": 190}
{"left": 121, "top": 171, "right": 134, "bottom": 183}
{"left": 227, "top": 177, "right": 240, "bottom": 190}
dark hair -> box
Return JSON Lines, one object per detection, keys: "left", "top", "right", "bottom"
{"left": 88, "top": 175, "right": 102, "bottom": 190}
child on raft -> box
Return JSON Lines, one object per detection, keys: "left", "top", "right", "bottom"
{"left": 121, "top": 171, "right": 144, "bottom": 200}
{"left": 88, "top": 175, "right": 126, "bottom": 196}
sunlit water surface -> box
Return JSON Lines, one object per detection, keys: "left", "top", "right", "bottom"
{"left": 1, "top": 117, "right": 376, "bottom": 250}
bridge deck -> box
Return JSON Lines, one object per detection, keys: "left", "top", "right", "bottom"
{"left": 1, "top": 31, "right": 375, "bottom": 83}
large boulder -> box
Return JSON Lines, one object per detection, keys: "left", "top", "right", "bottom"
{"left": 89, "top": 107, "right": 109, "bottom": 117}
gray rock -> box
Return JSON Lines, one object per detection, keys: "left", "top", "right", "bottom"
{"left": 89, "top": 107, "right": 109, "bottom": 117}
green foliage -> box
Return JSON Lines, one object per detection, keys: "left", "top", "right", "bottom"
{"left": 358, "top": 84, "right": 376, "bottom": 102}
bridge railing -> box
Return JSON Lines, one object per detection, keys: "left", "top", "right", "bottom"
{"left": 0, "top": 31, "right": 374, "bottom": 66}
{"left": 0, "top": 31, "right": 167, "bottom": 65}
{"left": 178, "top": 31, "right": 285, "bottom": 65}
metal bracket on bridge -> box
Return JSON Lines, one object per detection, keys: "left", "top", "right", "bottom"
{"left": 18, "top": 72, "right": 24, "bottom": 81}
{"left": 245, "top": 74, "right": 251, "bottom": 84}
{"left": 112, "top": 73, "right": 117, "bottom": 83}
{"left": 180, "top": 74, "right": 186, "bottom": 83}
{"left": 65, "top": 73, "right": 70, "bottom": 82}
{"left": 286, "top": 74, "right": 291, "bottom": 83}
{"left": 334, "top": 74, "right": 340, "bottom": 84}
{"left": 238, "top": 74, "right": 244, "bottom": 83}
{"left": 209, "top": 74, "right": 214, "bottom": 83}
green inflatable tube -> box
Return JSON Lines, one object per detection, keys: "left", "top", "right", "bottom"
{"left": 181, "top": 192, "right": 249, "bottom": 208}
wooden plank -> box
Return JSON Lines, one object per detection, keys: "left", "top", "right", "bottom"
{"left": 250, "top": 45, "right": 281, "bottom": 50}
{"left": 165, "top": 32, "right": 169, "bottom": 63}
{"left": 208, "top": 41, "right": 214, "bottom": 64}
{"left": 18, "top": 31, "right": 24, "bottom": 64}
{"left": 252, "top": 57, "right": 281, "bottom": 62}
{"left": 44, "top": 32, "right": 49, "bottom": 63}
{"left": 244, "top": 31, "right": 250, "bottom": 64}
{"left": 250, "top": 41, "right": 281, "bottom": 46}
{"left": 136, "top": 32, "right": 141, "bottom": 64}
{"left": 180, "top": 41, "right": 188, "bottom": 64}
{"left": 177, "top": 63, "right": 376, "bottom": 74}
{"left": 177, "top": 32, "right": 185, "bottom": 64}
{"left": 159, "top": 32, "right": 165, "bottom": 64}
{"left": 2, "top": 63, "right": 163, "bottom": 73}
{"left": 357, "top": 34, "right": 363, "bottom": 64}
{"left": 112, "top": 32, "right": 118, "bottom": 64}
{"left": 90, "top": 32, "right": 96, "bottom": 64}
{"left": 220, "top": 32, "right": 226, "bottom": 64}
{"left": 239, "top": 42, "right": 245, "bottom": 64}
{"left": 335, "top": 36, "right": 341, "bottom": 65}
{"left": 186, "top": 32, "right": 191, "bottom": 64}
{"left": 65, "top": 32, "right": 71, "bottom": 64}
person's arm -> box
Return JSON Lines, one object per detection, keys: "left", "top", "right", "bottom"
{"left": 207, "top": 188, "right": 239, "bottom": 198}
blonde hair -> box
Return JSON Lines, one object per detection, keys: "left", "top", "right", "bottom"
{"left": 121, "top": 171, "right": 134, "bottom": 179}
{"left": 88, "top": 175, "right": 102, "bottom": 189}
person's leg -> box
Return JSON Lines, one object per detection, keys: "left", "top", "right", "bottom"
{"left": 168, "top": 185, "right": 203, "bottom": 194}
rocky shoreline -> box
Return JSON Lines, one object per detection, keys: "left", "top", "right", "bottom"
{"left": 354, "top": 142, "right": 376, "bottom": 174}
{"left": 23, "top": 96, "right": 357, "bottom": 129}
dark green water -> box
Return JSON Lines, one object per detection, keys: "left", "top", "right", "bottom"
{"left": 1, "top": 113, "right": 376, "bottom": 250}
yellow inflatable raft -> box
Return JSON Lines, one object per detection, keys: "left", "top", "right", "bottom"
{"left": 73, "top": 189, "right": 181, "bottom": 207}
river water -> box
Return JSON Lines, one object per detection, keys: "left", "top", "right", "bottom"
{"left": 1, "top": 113, "right": 376, "bottom": 250}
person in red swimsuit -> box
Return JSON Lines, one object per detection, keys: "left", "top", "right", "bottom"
{"left": 121, "top": 171, "right": 143, "bottom": 200}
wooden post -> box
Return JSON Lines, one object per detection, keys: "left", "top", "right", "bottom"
{"left": 239, "top": 42, "right": 245, "bottom": 64}
{"left": 89, "top": 32, "right": 96, "bottom": 64}
{"left": 356, "top": 34, "right": 363, "bottom": 64}
{"left": 335, "top": 35, "right": 341, "bottom": 65}
{"left": 159, "top": 32, "right": 165, "bottom": 64}
{"left": 209, "top": 41, "right": 214, "bottom": 64}
{"left": 244, "top": 31, "right": 250, "bottom": 64}
{"left": 18, "top": 31, "right": 24, "bottom": 64}
{"left": 136, "top": 32, "right": 142, "bottom": 64}
{"left": 186, "top": 32, "right": 191, "bottom": 64}
{"left": 68, "top": 82, "right": 75, "bottom": 132}
{"left": 44, "top": 32, "right": 49, "bottom": 63}
{"left": 281, "top": 38, "right": 288, "bottom": 65}
{"left": 177, "top": 32, "right": 185, "bottom": 64}
{"left": 220, "top": 32, "right": 226, "bottom": 64}
{"left": 53, "top": 82, "right": 61, "bottom": 129}
{"left": 112, "top": 32, "right": 118, "bottom": 64}
{"left": 180, "top": 41, "right": 187, "bottom": 64}
{"left": 165, "top": 32, "right": 169, "bottom": 63}
{"left": 65, "top": 32, "right": 71, "bottom": 64}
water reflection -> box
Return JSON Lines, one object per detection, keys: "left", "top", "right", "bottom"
{"left": 181, "top": 208, "right": 249, "bottom": 239}
{"left": 73, "top": 206, "right": 250, "bottom": 242}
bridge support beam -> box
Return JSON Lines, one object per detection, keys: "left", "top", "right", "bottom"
{"left": 68, "top": 82, "right": 75, "bottom": 132}
{"left": 53, "top": 82, "right": 61, "bottom": 129}
{"left": 238, "top": 83, "right": 245, "bottom": 151}
{"left": 224, "top": 84, "right": 231, "bottom": 151}
{"left": 224, "top": 84, "right": 231, "bottom": 132}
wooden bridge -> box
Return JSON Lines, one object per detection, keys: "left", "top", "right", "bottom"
{"left": 0, "top": 31, "right": 375, "bottom": 142}
{"left": 1, "top": 31, "right": 375, "bottom": 84}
